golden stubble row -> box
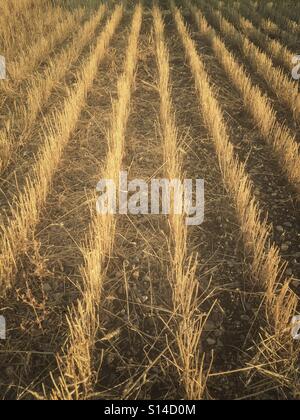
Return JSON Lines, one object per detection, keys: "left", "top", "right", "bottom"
{"left": 0, "top": 5, "right": 85, "bottom": 95}
{"left": 0, "top": 4, "right": 107, "bottom": 174}
{"left": 228, "top": 5, "right": 294, "bottom": 73}
{"left": 153, "top": 3, "right": 208, "bottom": 400}
{"left": 0, "top": 4, "right": 124, "bottom": 295}
{"left": 187, "top": 2, "right": 300, "bottom": 197}
{"left": 246, "top": 1, "right": 299, "bottom": 46}
{"left": 204, "top": 2, "right": 300, "bottom": 121}
{"left": 0, "top": 0, "right": 57, "bottom": 57}
{"left": 173, "top": 0, "right": 298, "bottom": 392}
{"left": 50, "top": 3, "right": 142, "bottom": 401}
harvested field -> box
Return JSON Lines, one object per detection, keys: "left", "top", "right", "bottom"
{"left": 0, "top": 0, "right": 300, "bottom": 401}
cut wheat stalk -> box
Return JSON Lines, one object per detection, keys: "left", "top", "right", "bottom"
{"left": 0, "top": 1, "right": 68, "bottom": 59}
{"left": 219, "top": 3, "right": 296, "bottom": 48}
{"left": 263, "top": 11, "right": 300, "bottom": 37}
{"left": 203, "top": 2, "right": 300, "bottom": 121}
{"left": 277, "top": 15, "right": 300, "bottom": 36}
{"left": 0, "top": 3, "right": 107, "bottom": 174}
{"left": 272, "top": 3, "right": 300, "bottom": 30}
{"left": 250, "top": 0, "right": 300, "bottom": 34}
{"left": 245, "top": 1, "right": 299, "bottom": 46}
{"left": 0, "top": 0, "right": 46, "bottom": 48}
{"left": 187, "top": 2, "right": 300, "bottom": 198}
{"left": 228, "top": 6, "right": 294, "bottom": 73}
{"left": 241, "top": 3, "right": 300, "bottom": 46}
{"left": 153, "top": 2, "right": 208, "bottom": 400}
{"left": 172, "top": 0, "right": 298, "bottom": 391}
{"left": 1, "top": 6, "right": 85, "bottom": 95}
{"left": 50, "top": 4, "right": 142, "bottom": 401}
{"left": 0, "top": 4, "right": 124, "bottom": 296}
{"left": 0, "top": 0, "right": 45, "bottom": 19}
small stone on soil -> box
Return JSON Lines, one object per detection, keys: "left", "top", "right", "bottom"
{"left": 206, "top": 337, "right": 217, "bottom": 346}
{"left": 132, "top": 270, "right": 140, "bottom": 280}
{"left": 281, "top": 243, "right": 290, "bottom": 252}
{"left": 276, "top": 226, "right": 284, "bottom": 234}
